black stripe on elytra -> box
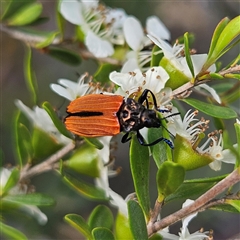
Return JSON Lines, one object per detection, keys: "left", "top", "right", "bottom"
{"left": 66, "top": 111, "right": 103, "bottom": 117}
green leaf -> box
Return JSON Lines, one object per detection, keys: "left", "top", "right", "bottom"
{"left": 65, "top": 144, "right": 100, "bottom": 178}
{"left": 156, "top": 162, "right": 185, "bottom": 201}
{"left": 183, "top": 98, "right": 237, "bottom": 119}
{"left": 14, "top": 111, "right": 32, "bottom": 167}
{"left": 204, "top": 16, "right": 240, "bottom": 71}
{"left": 130, "top": 135, "right": 150, "bottom": 218}
{"left": 63, "top": 174, "right": 108, "bottom": 200}
{"left": 7, "top": 3, "right": 42, "bottom": 26}
{"left": 225, "top": 199, "right": 240, "bottom": 212}
{"left": 84, "top": 138, "right": 104, "bottom": 150}
{"left": 88, "top": 205, "right": 114, "bottom": 230}
{"left": 24, "top": 46, "right": 38, "bottom": 104}
{"left": 35, "top": 31, "right": 59, "bottom": 48}
{"left": 0, "top": 222, "right": 27, "bottom": 240}
{"left": 3, "top": 193, "right": 55, "bottom": 206}
{"left": 148, "top": 128, "right": 167, "bottom": 168}
{"left": 210, "top": 203, "right": 240, "bottom": 213}
{"left": 128, "top": 200, "right": 148, "bottom": 240}
{"left": 213, "top": 16, "right": 240, "bottom": 59}
{"left": 46, "top": 46, "right": 81, "bottom": 66}
{"left": 32, "top": 127, "right": 63, "bottom": 162}
{"left": 65, "top": 214, "right": 92, "bottom": 239}
{"left": 165, "top": 181, "right": 216, "bottom": 203}
{"left": 115, "top": 211, "right": 133, "bottom": 239}
{"left": 207, "top": 17, "right": 229, "bottom": 61}
{"left": 184, "top": 32, "right": 194, "bottom": 77}
{"left": 234, "top": 120, "right": 240, "bottom": 167}
{"left": 18, "top": 123, "right": 33, "bottom": 164}
{"left": 42, "top": 101, "right": 73, "bottom": 139}
{"left": 92, "top": 227, "right": 115, "bottom": 240}
{"left": 94, "top": 63, "right": 119, "bottom": 84}
{"left": 1, "top": 0, "right": 35, "bottom": 21}
{"left": 1, "top": 168, "right": 20, "bottom": 196}
{"left": 115, "top": 213, "right": 133, "bottom": 240}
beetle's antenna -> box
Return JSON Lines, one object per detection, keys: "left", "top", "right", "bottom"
{"left": 159, "top": 112, "right": 180, "bottom": 138}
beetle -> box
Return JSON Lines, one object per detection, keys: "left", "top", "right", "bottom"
{"left": 65, "top": 89, "right": 176, "bottom": 148}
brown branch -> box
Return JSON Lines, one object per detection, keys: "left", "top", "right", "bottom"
{"left": 147, "top": 168, "right": 240, "bottom": 237}
{"left": 19, "top": 142, "right": 75, "bottom": 181}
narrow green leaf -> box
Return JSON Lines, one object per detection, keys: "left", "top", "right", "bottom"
{"left": 35, "top": 31, "right": 59, "bottom": 48}
{"left": 2, "top": 168, "right": 20, "bottom": 196}
{"left": 148, "top": 128, "right": 167, "bottom": 168}
{"left": 84, "top": 137, "right": 104, "bottom": 150}
{"left": 210, "top": 204, "right": 240, "bottom": 213}
{"left": 88, "top": 205, "right": 114, "bottom": 230}
{"left": 7, "top": 3, "right": 42, "bottom": 26}
{"left": 208, "top": 73, "right": 224, "bottom": 79}
{"left": 63, "top": 174, "right": 108, "bottom": 200}
{"left": 4, "top": 193, "right": 55, "bottom": 206}
{"left": 184, "top": 32, "right": 194, "bottom": 77}
{"left": 207, "top": 17, "right": 229, "bottom": 60}
{"left": 92, "top": 227, "right": 115, "bottom": 240}
{"left": 42, "top": 101, "right": 73, "bottom": 139}
{"left": 115, "top": 213, "right": 133, "bottom": 240}
{"left": 46, "top": 46, "right": 81, "bottom": 66}
{"left": 0, "top": 222, "right": 27, "bottom": 240}
{"left": 225, "top": 73, "right": 240, "bottom": 80}
{"left": 14, "top": 111, "right": 32, "bottom": 167}
{"left": 130, "top": 135, "right": 150, "bottom": 218}
{"left": 165, "top": 181, "right": 216, "bottom": 203}
{"left": 225, "top": 199, "right": 240, "bottom": 212}
{"left": 18, "top": 123, "right": 33, "bottom": 164}
{"left": 214, "top": 16, "right": 240, "bottom": 59}
{"left": 183, "top": 98, "right": 237, "bottom": 119}
{"left": 156, "top": 162, "right": 185, "bottom": 201}
{"left": 24, "top": 46, "right": 38, "bottom": 104}
{"left": 65, "top": 214, "right": 92, "bottom": 239}
{"left": 234, "top": 120, "right": 240, "bottom": 167}
{"left": 128, "top": 200, "right": 148, "bottom": 240}
{"left": 1, "top": 0, "right": 35, "bottom": 21}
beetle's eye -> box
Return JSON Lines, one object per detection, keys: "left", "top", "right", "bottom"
{"left": 123, "top": 110, "right": 129, "bottom": 118}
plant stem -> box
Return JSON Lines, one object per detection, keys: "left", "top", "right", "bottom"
{"left": 19, "top": 142, "right": 75, "bottom": 181}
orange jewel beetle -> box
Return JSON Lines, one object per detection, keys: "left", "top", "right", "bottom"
{"left": 65, "top": 89, "right": 177, "bottom": 148}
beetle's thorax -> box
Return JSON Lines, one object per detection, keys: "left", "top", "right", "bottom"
{"left": 118, "top": 98, "right": 161, "bottom": 133}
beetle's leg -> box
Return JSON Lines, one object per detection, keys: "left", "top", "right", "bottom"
{"left": 137, "top": 131, "right": 174, "bottom": 148}
{"left": 121, "top": 132, "right": 132, "bottom": 143}
{"left": 138, "top": 89, "right": 158, "bottom": 109}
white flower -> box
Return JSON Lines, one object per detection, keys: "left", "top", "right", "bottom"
{"left": 168, "top": 109, "right": 209, "bottom": 142}
{"left": 60, "top": 0, "right": 126, "bottom": 57}
{"left": 148, "top": 35, "right": 216, "bottom": 78}
{"left": 15, "top": 100, "right": 71, "bottom": 145}
{"left": 195, "top": 84, "right": 221, "bottom": 104}
{"left": 110, "top": 67, "right": 169, "bottom": 100}
{"left": 178, "top": 199, "right": 209, "bottom": 240}
{"left": 197, "top": 132, "right": 237, "bottom": 171}
{"left": 122, "top": 16, "right": 170, "bottom": 72}
{"left": 94, "top": 136, "right": 112, "bottom": 196}
{"left": 0, "top": 167, "right": 48, "bottom": 225}
{"left": 50, "top": 73, "right": 93, "bottom": 101}
{"left": 108, "top": 188, "right": 128, "bottom": 217}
